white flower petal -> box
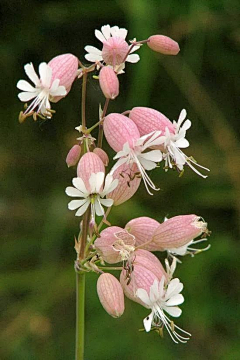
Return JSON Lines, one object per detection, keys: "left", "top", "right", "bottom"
{"left": 72, "top": 177, "right": 89, "bottom": 194}
{"left": 111, "top": 26, "right": 127, "bottom": 39}
{"left": 164, "top": 306, "right": 182, "bottom": 318}
{"left": 143, "top": 312, "right": 154, "bottom": 332}
{"left": 101, "top": 25, "right": 111, "bottom": 40}
{"left": 24, "top": 63, "right": 41, "bottom": 86}
{"left": 175, "top": 138, "right": 189, "bottom": 148}
{"left": 165, "top": 278, "right": 183, "bottom": 300}
{"left": 140, "top": 150, "right": 162, "bottom": 162}
{"left": 68, "top": 199, "right": 88, "bottom": 210}
{"left": 16, "top": 80, "right": 37, "bottom": 92}
{"left": 101, "top": 174, "right": 118, "bottom": 196}
{"left": 100, "top": 198, "right": 114, "bottom": 207}
{"left": 165, "top": 294, "right": 184, "bottom": 306}
{"left": 51, "top": 85, "right": 67, "bottom": 97}
{"left": 85, "top": 53, "right": 103, "bottom": 62}
{"left": 178, "top": 109, "right": 187, "bottom": 125}
{"left": 94, "top": 198, "right": 105, "bottom": 216}
{"left": 65, "top": 186, "right": 84, "bottom": 198}
{"left": 136, "top": 288, "right": 151, "bottom": 306}
{"left": 181, "top": 119, "right": 191, "bottom": 132}
{"left": 89, "top": 172, "right": 104, "bottom": 193}
{"left": 85, "top": 45, "right": 102, "bottom": 55}
{"left": 138, "top": 157, "right": 157, "bottom": 171}
{"left": 18, "top": 91, "right": 39, "bottom": 102}
{"left": 75, "top": 200, "right": 90, "bottom": 216}
{"left": 149, "top": 279, "right": 159, "bottom": 303}
{"left": 130, "top": 45, "right": 140, "bottom": 53}
{"left": 39, "top": 63, "right": 52, "bottom": 88}
{"left": 126, "top": 54, "right": 140, "bottom": 63}
{"left": 95, "top": 29, "right": 106, "bottom": 43}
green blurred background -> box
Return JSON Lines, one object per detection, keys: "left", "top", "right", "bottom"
{"left": 1, "top": 0, "right": 240, "bottom": 359}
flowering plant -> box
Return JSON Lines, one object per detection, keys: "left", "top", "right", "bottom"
{"left": 17, "top": 24, "right": 210, "bottom": 359}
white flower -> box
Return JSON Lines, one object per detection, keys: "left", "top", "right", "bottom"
{"left": 65, "top": 172, "right": 118, "bottom": 218}
{"left": 17, "top": 62, "right": 67, "bottom": 117}
{"left": 168, "top": 238, "right": 211, "bottom": 258}
{"left": 136, "top": 277, "right": 191, "bottom": 343}
{"left": 85, "top": 25, "right": 140, "bottom": 70}
{"left": 111, "top": 131, "right": 163, "bottom": 195}
{"left": 161, "top": 109, "right": 210, "bottom": 177}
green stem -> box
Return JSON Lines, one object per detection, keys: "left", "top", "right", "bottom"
{"left": 97, "top": 98, "right": 110, "bottom": 148}
{"left": 75, "top": 272, "right": 85, "bottom": 360}
{"left": 81, "top": 73, "right": 88, "bottom": 131}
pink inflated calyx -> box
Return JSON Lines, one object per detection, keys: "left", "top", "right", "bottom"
{"left": 120, "top": 263, "right": 163, "bottom": 307}
{"left": 97, "top": 273, "right": 125, "bottom": 318}
{"left": 99, "top": 66, "right": 119, "bottom": 99}
{"left": 102, "top": 37, "right": 129, "bottom": 67}
{"left": 103, "top": 113, "right": 140, "bottom": 152}
{"left": 107, "top": 163, "right": 141, "bottom": 205}
{"left": 125, "top": 216, "right": 160, "bottom": 250}
{"left": 134, "top": 249, "right": 166, "bottom": 279}
{"left": 66, "top": 144, "right": 81, "bottom": 167}
{"left": 151, "top": 215, "right": 208, "bottom": 250}
{"left": 129, "top": 107, "right": 175, "bottom": 137}
{"left": 147, "top": 35, "right": 180, "bottom": 55}
{"left": 77, "top": 152, "right": 105, "bottom": 191}
{"left": 48, "top": 53, "right": 78, "bottom": 101}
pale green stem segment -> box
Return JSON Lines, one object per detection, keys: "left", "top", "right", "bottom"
{"left": 75, "top": 272, "right": 85, "bottom": 360}
{"left": 97, "top": 98, "right": 110, "bottom": 148}
{"left": 75, "top": 71, "right": 89, "bottom": 360}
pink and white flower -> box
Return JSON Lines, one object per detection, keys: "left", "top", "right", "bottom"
{"left": 136, "top": 277, "right": 191, "bottom": 343}
{"left": 17, "top": 54, "right": 78, "bottom": 118}
{"left": 66, "top": 172, "right": 118, "bottom": 218}
{"left": 85, "top": 25, "right": 140, "bottom": 71}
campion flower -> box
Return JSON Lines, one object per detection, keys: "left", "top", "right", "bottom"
{"left": 85, "top": 25, "right": 140, "bottom": 71}
{"left": 130, "top": 107, "right": 210, "bottom": 177}
{"left": 103, "top": 113, "right": 163, "bottom": 194}
{"left": 65, "top": 172, "right": 118, "bottom": 218}
{"left": 160, "top": 109, "right": 210, "bottom": 177}
{"left": 17, "top": 54, "right": 78, "bottom": 119}
{"left": 136, "top": 277, "right": 191, "bottom": 343}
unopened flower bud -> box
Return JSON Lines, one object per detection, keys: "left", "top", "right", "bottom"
{"left": 107, "top": 163, "right": 141, "bottom": 205}
{"left": 125, "top": 216, "right": 160, "bottom": 250}
{"left": 77, "top": 152, "right": 105, "bottom": 191}
{"left": 120, "top": 264, "right": 162, "bottom": 307}
{"left": 48, "top": 53, "right": 79, "bottom": 102}
{"left": 97, "top": 273, "right": 125, "bottom": 318}
{"left": 66, "top": 144, "right": 81, "bottom": 167}
{"left": 93, "top": 148, "right": 109, "bottom": 166}
{"left": 104, "top": 113, "right": 140, "bottom": 152}
{"left": 129, "top": 107, "right": 174, "bottom": 137}
{"left": 99, "top": 67, "right": 119, "bottom": 99}
{"left": 151, "top": 215, "right": 208, "bottom": 251}
{"left": 147, "top": 35, "right": 180, "bottom": 55}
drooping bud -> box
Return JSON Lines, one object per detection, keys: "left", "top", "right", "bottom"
{"left": 107, "top": 163, "right": 141, "bottom": 205}
{"left": 97, "top": 273, "right": 125, "bottom": 318}
{"left": 125, "top": 216, "right": 160, "bottom": 250}
{"left": 134, "top": 249, "right": 166, "bottom": 279}
{"left": 48, "top": 53, "right": 79, "bottom": 101}
{"left": 93, "top": 148, "right": 109, "bottom": 166}
{"left": 77, "top": 152, "right": 105, "bottom": 191}
{"left": 129, "top": 107, "right": 175, "bottom": 137}
{"left": 99, "top": 67, "right": 119, "bottom": 99}
{"left": 66, "top": 144, "right": 81, "bottom": 167}
{"left": 103, "top": 113, "right": 140, "bottom": 152}
{"left": 120, "top": 264, "right": 162, "bottom": 307}
{"left": 147, "top": 35, "right": 180, "bottom": 55}
{"left": 151, "top": 215, "right": 208, "bottom": 251}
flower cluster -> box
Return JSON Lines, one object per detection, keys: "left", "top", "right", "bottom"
{"left": 17, "top": 24, "right": 211, "bottom": 347}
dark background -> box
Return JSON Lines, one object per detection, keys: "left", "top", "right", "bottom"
{"left": 1, "top": 0, "right": 240, "bottom": 359}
